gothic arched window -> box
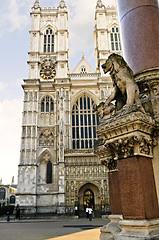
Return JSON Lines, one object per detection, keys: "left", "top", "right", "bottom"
{"left": 110, "top": 27, "right": 121, "bottom": 51}
{"left": 46, "top": 161, "right": 52, "bottom": 184}
{"left": 44, "top": 28, "right": 54, "bottom": 53}
{"left": 0, "top": 188, "right": 5, "bottom": 200}
{"left": 81, "top": 66, "right": 87, "bottom": 74}
{"left": 72, "top": 95, "right": 99, "bottom": 149}
{"left": 10, "top": 195, "right": 15, "bottom": 204}
{"left": 41, "top": 96, "right": 54, "bottom": 113}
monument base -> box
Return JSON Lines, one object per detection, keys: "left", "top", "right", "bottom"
{"left": 117, "top": 218, "right": 159, "bottom": 240}
{"left": 100, "top": 214, "right": 123, "bottom": 240}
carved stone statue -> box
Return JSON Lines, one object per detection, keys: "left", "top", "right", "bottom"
{"left": 101, "top": 53, "right": 142, "bottom": 116}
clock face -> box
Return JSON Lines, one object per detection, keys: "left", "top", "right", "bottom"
{"left": 40, "top": 66, "right": 56, "bottom": 80}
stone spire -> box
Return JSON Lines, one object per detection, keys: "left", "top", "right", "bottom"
{"left": 96, "top": 0, "right": 105, "bottom": 9}
{"left": 33, "top": 0, "right": 40, "bottom": 9}
{"left": 58, "top": 0, "right": 66, "bottom": 8}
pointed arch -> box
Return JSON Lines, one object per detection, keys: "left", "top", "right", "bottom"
{"left": 41, "top": 24, "right": 57, "bottom": 34}
{"left": 38, "top": 150, "right": 54, "bottom": 184}
{"left": 38, "top": 149, "right": 53, "bottom": 164}
{"left": 70, "top": 90, "right": 99, "bottom": 110}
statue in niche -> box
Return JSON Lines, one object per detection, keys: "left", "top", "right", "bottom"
{"left": 96, "top": 53, "right": 143, "bottom": 119}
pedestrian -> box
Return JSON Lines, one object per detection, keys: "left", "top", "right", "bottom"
{"left": 75, "top": 205, "right": 78, "bottom": 216}
{"left": 15, "top": 204, "right": 20, "bottom": 220}
{"left": 70, "top": 207, "right": 73, "bottom": 216}
{"left": 7, "top": 211, "right": 10, "bottom": 222}
{"left": 88, "top": 207, "right": 93, "bottom": 221}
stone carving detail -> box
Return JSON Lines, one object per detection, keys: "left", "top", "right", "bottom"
{"left": 39, "top": 128, "right": 54, "bottom": 146}
{"left": 97, "top": 53, "right": 143, "bottom": 119}
{"left": 94, "top": 139, "right": 117, "bottom": 170}
{"left": 107, "top": 135, "right": 154, "bottom": 159}
{"left": 107, "top": 137, "right": 135, "bottom": 159}
{"left": 40, "top": 57, "right": 56, "bottom": 68}
{"left": 102, "top": 157, "right": 117, "bottom": 171}
{"left": 94, "top": 101, "right": 115, "bottom": 119}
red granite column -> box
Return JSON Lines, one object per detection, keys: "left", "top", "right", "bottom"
{"left": 109, "top": 170, "right": 122, "bottom": 215}
{"left": 117, "top": 155, "right": 159, "bottom": 220}
{"left": 116, "top": 0, "right": 159, "bottom": 74}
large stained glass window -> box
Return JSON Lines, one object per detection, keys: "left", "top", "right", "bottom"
{"left": 72, "top": 95, "right": 99, "bottom": 149}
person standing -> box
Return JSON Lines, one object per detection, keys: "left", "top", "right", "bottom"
{"left": 86, "top": 206, "right": 89, "bottom": 218}
{"left": 75, "top": 205, "right": 78, "bottom": 216}
{"left": 7, "top": 211, "right": 10, "bottom": 222}
{"left": 88, "top": 207, "right": 93, "bottom": 221}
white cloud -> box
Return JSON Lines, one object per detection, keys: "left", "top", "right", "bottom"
{"left": 68, "top": 0, "right": 96, "bottom": 56}
{"left": 0, "top": 82, "right": 8, "bottom": 91}
{"left": 0, "top": 0, "right": 31, "bottom": 35}
{"left": 0, "top": 98, "right": 23, "bottom": 184}
{"left": 7, "top": 0, "right": 29, "bottom": 31}
{"left": 66, "top": 0, "right": 116, "bottom": 70}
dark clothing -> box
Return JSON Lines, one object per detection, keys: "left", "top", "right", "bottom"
{"left": 15, "top": 206, "right": 20, "bottom": 220}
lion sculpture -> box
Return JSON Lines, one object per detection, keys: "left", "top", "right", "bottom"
{"left": 102, "top": 53, "right": 142, "bottom": 112}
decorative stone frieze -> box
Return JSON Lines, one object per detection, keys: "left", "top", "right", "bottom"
{"left": 40, "top": 57, "right": 56, "bottom": 68}
{"left": 39, "top": 128, "right": 55, "bottom": 146}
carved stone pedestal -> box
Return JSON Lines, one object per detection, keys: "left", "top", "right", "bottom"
{"left": 100, "top": 215, "right": 123, "bottom": 240}
{"left": 117, "top": 219, "right": 159, "bottom": 240}
{"left": 96, "top": 106, "right": 159, "bottom": 240}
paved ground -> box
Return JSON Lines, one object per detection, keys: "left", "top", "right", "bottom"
{"left": 0, "top": 218, "right": 109, "bottom": 240}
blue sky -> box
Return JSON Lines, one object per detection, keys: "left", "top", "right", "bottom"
{"left": 0, "top": 0, "right": 116, "bottom": 184}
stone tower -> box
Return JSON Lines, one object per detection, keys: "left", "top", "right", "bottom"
{"left": 16, "top": 0, "right": 69, "bottom": 214}
{"left": 16, "top": 0, "right": 122, "bottom": 215}
{"left": 94, "top": 0, "right": 122, "bottom": 75}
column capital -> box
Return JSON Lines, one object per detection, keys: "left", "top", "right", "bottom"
{"left": 97, "top": 105, "right": 157, "bottom": 160}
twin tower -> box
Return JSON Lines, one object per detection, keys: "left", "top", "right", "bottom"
{"left": 16, "top": 0, "right": 122, "bottom": 215}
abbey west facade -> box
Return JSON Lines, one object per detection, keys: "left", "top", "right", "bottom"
{"left": 16, "top": 0, "right": 122, "bottom": 214}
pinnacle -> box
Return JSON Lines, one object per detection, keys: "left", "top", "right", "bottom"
{"left": 96, "top": 0, "right": 105, "bottom": 8}
{"left": 33, "top": 0, "right": 40, "bottom": 8}
{"left": 59, "top": 0, "right": 66, "bottom": 8}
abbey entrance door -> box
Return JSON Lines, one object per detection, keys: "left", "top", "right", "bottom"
{"left": 83, "top": 189, "right": 94, "bottom": 210}
{"left": 78, "top": 183, "right": 100, "bottom": 211}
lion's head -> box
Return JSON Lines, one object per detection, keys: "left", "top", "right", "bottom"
{"left": 102, "top": 53, "right": 133, "bottom": 76}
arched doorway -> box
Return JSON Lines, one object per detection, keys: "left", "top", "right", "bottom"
{"left": 78, "top": 183, "right": 100, "bottom": 212}
{"left": 83, "top": 189, "right": 94, "bottom": 210}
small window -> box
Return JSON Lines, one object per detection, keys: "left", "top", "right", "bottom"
{"left": 110, "top": 26, "right": 121, "bottom": 51}
{"left": 43, "top": 28, "right": 54, "bottom": 53}
{"left": 10, "top": 195, "right": 15, "bottom": 204}
{"left": 81, "top": 66, "right": 87, "bottom": 74}
{"left": 40, "top": 96, "right": 54, "bottom": 114}
{"left": 0, "top": 188, "right": 5, "bottom": 200}
{"left": 46, "top": 161, "right": 52, "bottom": 184}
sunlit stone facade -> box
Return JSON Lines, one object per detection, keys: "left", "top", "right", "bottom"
{"left": 16, "top": 0, "right": 122, "bottom": 215}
